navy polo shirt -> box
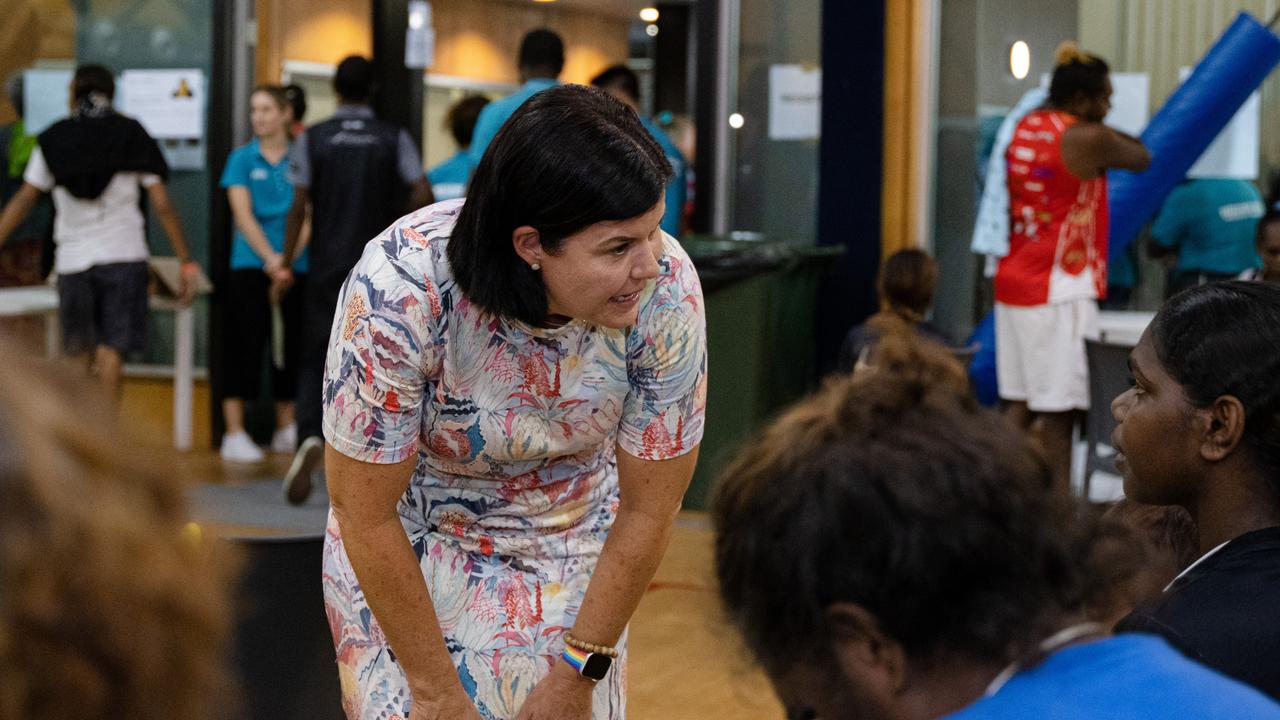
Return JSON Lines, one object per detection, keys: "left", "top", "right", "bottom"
{"left": 220, "top": 139, "right": 308, "bottom": 272}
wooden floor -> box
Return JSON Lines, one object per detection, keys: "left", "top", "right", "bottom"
{"left": 121, "top": 375, "right": 783, "bottom": 717}
{"left": 184, "top": 453, "right": 783, "bottom": 718}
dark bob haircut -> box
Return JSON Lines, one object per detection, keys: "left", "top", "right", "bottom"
{"left": 72, "top": 64, "right": 115, "bottom": 103}
{"left": 713, "top": 332, "right": 1080, "bottom": 673}
{"left": 1153, "top": 281, "right": 1280, "bottom": 487}
{"left": 448, "top": 84, "right": 672, "bottom": 325}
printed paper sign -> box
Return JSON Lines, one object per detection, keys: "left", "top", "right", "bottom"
{"left": 119, "top": 69, "right": 204, "bottom": 139}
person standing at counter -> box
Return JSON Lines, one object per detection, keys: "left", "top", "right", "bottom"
{"left": 467, "top": 29, "right": 563, "bottom": 165}
{"left": 995, "top": 42, "right": 1150, "bottom": 493}
{"left": 218, "top": 84, "right": 308, "bottom": 464}
{"left": 427, "top": 95, "right": 488, "bottom": 202}
{"left": 591, "top": 65, "right": 688, "bottom": 239}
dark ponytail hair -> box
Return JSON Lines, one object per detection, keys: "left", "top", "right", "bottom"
{"left": 1153, "top": 281, "right": 1280, "bottom": 486}
{"left": 1048, "top": 42, "right": 1109, "bottom": 108}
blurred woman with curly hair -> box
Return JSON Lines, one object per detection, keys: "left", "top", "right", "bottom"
{"left": 0, "top": 341, "right": 235, "bottom": 720}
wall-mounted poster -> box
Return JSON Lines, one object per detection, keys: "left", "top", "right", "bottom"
{"left": 119, "top": 69, "right": 204, "bottom": 139}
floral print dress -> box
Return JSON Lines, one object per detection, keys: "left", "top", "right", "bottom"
{"left": 320, "top": 199, "right": 707, "bottom": 720}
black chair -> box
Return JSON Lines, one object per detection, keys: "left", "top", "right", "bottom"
{"left": 230, "top": 534, "right": 344, "bottom": 720}
{"left": 1083, "top": 339, "right": 1133, "bottom": 499}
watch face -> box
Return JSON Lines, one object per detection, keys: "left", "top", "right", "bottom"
{"left": 582, "top": 653, "right": 612, "bottom": 680}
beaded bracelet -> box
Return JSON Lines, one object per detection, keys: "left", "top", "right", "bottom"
{"left": 564, "top": 633, "right": 619, "bottom": 658}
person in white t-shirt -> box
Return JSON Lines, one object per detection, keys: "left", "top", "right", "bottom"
{"left": 0, "top": 64, "right": 196, "bottom": 402}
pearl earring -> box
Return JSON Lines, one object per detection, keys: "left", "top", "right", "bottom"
{"left": 531, "top": 262, "right": 541, "bottom": 271}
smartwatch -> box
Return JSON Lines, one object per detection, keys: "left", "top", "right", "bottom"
{"left": 562, "top": 645, "right": 612, "bottom": 681}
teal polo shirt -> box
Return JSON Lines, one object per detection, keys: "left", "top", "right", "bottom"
{"left": 468, "top": 78, "right": 559, "bottom": 166}
{"left": 1150, "top": 178, "right": 1263, "bottom": 276}
{"left": 427, "top": 150, "right": 473, "bottom": 201}
{"left": 220, "top": 139, "right": 308, "bottom": 272}
{"left": 642, "top": 116, "right": 688, "bottom": 239}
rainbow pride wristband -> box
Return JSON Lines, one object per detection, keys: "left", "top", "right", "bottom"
{"left": 562, "top": 645, "right": 591, "bottom": 673}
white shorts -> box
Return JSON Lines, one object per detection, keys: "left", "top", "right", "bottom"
{"left": 995, "top": 298, "right": 1099, "bottom": 412}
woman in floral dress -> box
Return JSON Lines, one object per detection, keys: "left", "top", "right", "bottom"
{"left": 321, "top": 85, "right": 706, "bottom": 720}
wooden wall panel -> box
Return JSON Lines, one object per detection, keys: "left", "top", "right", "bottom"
{"left": 0, "top": 0, "right": 76, "bottom": 125}
{"left": 256, "top": 0, "right": 627, "bottom": 86}
{"left": 881, "top": 0, "right": 934, "bottom": 257}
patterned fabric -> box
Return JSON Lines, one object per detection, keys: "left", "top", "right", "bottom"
{"left": 321, "top": 198, "right": 707, "bottom": 720}
{"left": 997, "top": 110, "right": 1109, "bottom": 307}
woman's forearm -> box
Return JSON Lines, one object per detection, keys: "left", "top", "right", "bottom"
{"left": 565, "top": 505, "right": 677, "bottom": 648}
{"left": 335, "top": 511, "right": 463, "bottom": 697}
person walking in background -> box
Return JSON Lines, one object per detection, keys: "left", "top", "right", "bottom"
{"left": 275, "top": 55, "right": 432, "bottom": 502}
{"left": 283, "top": 83, "right": 307, "bottom": 137}
{"left": 427, "top": 95, "right": 488, "bottom": 201}
{"left": 218, "top": 85, "right": 308, "bottom": 464}
{"left": 467, "top": 28, "right": 563, "bottom": 164}
{"left": 0, "top": 64, "right": 197, "bottom": 403}
{"left": 995, "top": 43, "right": 1150, "bottom": 494}
{"left": 1149, "top": 177, "right": 1265, "bottom": 297}
{"left": 0, "top": 71, "right": 53, "bottom": 292}
{"left": 591, "top": 64, "right": 689, "bottom": 238}
{"left": 1240, "top": 209, "right": 1280, "bottom": 284}
{"left": 837, "top": 247, "right": 952, "bottom": 372}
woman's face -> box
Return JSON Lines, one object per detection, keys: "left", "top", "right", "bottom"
{"left": 1111, "top": 329, "right": 1202, "bottom": 505}
{"left": 250, "top": 91, "right": 288, "bottom": 139}
{"left": 538, "top": 199, "right": 665, "bottom": 329}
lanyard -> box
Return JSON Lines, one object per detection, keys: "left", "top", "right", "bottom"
{"left": 983, "top": 622, "right": 1107, "bottom": 698}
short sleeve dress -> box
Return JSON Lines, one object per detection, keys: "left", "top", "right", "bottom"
{"left": 320, "top": 198, "right": 707, "bottom": 720}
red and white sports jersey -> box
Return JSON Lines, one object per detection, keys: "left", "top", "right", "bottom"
{"left": 996, "top": 109, "right": 1108, "bottom": 307}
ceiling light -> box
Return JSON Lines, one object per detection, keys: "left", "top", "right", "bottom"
{"left": 728, "top": 113, "right": 744, "bottom": 129}
{"left": 1009, "top": 40, "right": 1030, "bottom": 80}
{"left": 645, "top": 23, "right": 659, "bottom": 37}
{"left": 639, "top": 7, "right": 660, "bottom": 22}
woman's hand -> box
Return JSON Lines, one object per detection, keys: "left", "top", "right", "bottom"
{"left": 409, "top": 684, "right": 485, "bottom": 720}
{"left": 514, "top": 661, "right": 594, "bottom": 720}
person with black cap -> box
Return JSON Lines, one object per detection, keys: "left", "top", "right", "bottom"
{"left": 0, "top": 64, "right": 197, "bottom": 403}
{"left": 275, "top": 55, "right": 433, "bottom": 503}
{"left": 467, "top": 28, "right": 564, "bottom": 165}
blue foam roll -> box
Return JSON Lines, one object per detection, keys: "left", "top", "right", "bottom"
{"left": 1108, "top": 12, "right": 1280, "bottom": 259}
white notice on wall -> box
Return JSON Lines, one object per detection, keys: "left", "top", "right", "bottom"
{"left": 768, "top": 64, "right": 821, "bottom": 140}
{"left": 22, "top": 69, "right": 74, "bottom": 136}
{"left": 1105, "top": 73, "right": 1149, "bottom": 136}
{"left": 1178, "top": 67, "right": 1260, "bottom": 180}
{"left": 119, "top": 69, "right": 204, "bottom": 139}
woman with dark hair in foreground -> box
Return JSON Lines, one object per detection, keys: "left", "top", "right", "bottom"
{"left": 1113, "top": 281, "right": 1280, "bottom": 700}
{"left": 321, "top": 85, "right": 705, "bottom": 719}
{"left": 712, "top": 332, "right": 1279, "bottom": 720}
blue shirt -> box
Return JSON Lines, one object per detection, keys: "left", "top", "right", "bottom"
{"left": 641, "top": 116, "right": 688, "bottom": 239}
{"left": 427, "top": 150, "right": 473, "bottom": 201}
{"left": 220, "top": 139, "right": 308, "bottom": 272}
{"left": 1150, "top": 178, "right": 1264, "bottom": 276}
{"left": 946, "top": 634, "right": 1280, "bottom": 719}
{"left": 468, "top": 78, "right": 559, "bottom": 167}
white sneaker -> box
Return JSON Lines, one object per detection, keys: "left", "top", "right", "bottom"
{"left": 270, "top": 422, "right": 298, "bottom": 453}
{"left": 283, "top": 436, "right": 324, "bottom": 505}
{"left": 221, "top": 431, "right": 265, "bottom": 464}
